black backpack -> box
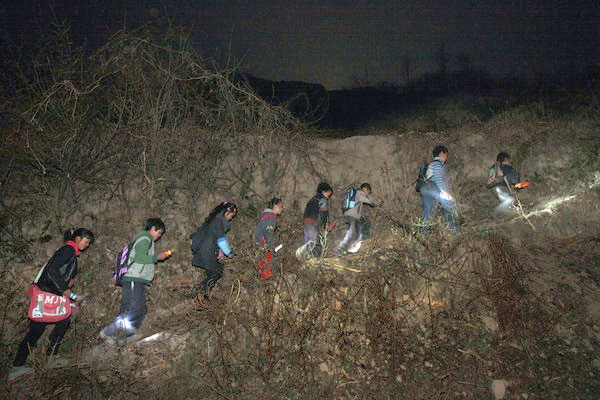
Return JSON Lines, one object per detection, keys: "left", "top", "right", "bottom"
{"left": 190, "top": 225, "right": 206, "bottom": 254}
{"left": 415, "top": 162, "right": 429, "bottom": 193}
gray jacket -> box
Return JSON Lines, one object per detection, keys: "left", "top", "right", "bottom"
{"left": 254, "top": 209, "right": 278, "bottom": 248}
{"left": 343, "top": 189, "right": 374, "bottom": 219}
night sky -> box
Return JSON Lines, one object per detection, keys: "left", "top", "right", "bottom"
{"left": 2, "top": 0, "right": 598, "bottom": 89}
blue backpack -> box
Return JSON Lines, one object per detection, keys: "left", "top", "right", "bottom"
{"left": 341, "top": 188, "right": 357, "bottom": 213}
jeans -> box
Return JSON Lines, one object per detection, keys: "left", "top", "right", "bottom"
{"left": 338, "top": 217, "right": 357, "bottom": 250}
{"left": 14, "top": 318, "right": 71, "bottom": 366}
{"left": 338, "top": 216, "right": 371, "bottom": 251}
{"left": 101, "top": 281, "right": 147, "bottom": 338}
{"left": 491, "top": 185, "right": 516, "bottom": 216}
{"left": 303, "top": 223, "right": 318, "bottom": 244}
{"left": 420, "top": 184, "right": 457, "bottom": 233}
{"left": 302, "top": 223, "right": 322, "bottom": 258}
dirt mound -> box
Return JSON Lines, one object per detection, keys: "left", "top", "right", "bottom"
{"left": 2, "top": 100, "right": 600, "bottom": 398}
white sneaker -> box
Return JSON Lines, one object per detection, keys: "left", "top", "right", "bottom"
{"left": 347, "top": 240, "right": 362, "bottom": 253}
{"left": 8, "top": 366, "right": 33, "bottom": 381}
{"left": 124, "top": 333, "right": 143, "bottom": 343}
{"left": 99, "top": 330, "right": 116, "bottom": 346}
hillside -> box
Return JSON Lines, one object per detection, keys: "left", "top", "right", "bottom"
{"left": 2, "top": 102, "right": 600, "bottom": 398}
{"left": 1, "top": 30, "right": 600, "bottom": 399}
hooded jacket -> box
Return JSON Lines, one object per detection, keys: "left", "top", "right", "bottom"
{"left": 254, "top": 209, "right": 278, "bottom": 248}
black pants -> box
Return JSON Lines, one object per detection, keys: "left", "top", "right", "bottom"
{"left": 196, "top": 258, "right": 223, "bottom": 295}
{"left": 100, "top": 281, "right": 147, "bottom": 338}
{"left": 14, "top": 318, "right": 71, "bottom": 366}
{"left": 120, "top": 281, "right": 147, "bottom": 331}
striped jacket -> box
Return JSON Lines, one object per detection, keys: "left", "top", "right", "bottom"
{"left": 425, "top": 157, "right": 450, "bottom": 193}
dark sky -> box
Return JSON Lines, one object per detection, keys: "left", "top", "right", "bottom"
{"left": 2, "top": 0, "right": 598, "bottom": 89}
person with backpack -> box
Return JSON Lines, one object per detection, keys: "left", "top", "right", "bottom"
{"left": 419, "top": 145, "right": 458, "bottom": 233}
{"left": 487, "top": 152, "right": 523, "bottom": 216}
{"left": 338, "top": 183, "right": 378, "bottom": 255}
{"left": 99, "top": 219, "right": 170, "bottom": 343}
{"left": 11, "top": 228, "right": 94, "bottom": 380}
{"left": 301, "top": 182, "right": 333, "bottom": 258}
{"left": 190, "top": 202, "right": 237, "bottom": 298}
{"left": 254, "top": 198, "right": 283, "bottom": 280}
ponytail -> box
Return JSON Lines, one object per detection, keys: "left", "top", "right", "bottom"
{"left": 64, "top": 228, "right": 95, "bottom": 244}
{"left": 202, "top": 201, "right": 238, "bottom": 226}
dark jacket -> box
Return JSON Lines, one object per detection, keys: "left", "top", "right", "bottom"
{"left": 192, "top": 213, "right": 232, "bottom": 267}
{"left": 500, "top": 162, "right": 520, "bottom": 186}
{"left": 303, "top": 193, "right": 330, "bottom": 229}
{"left": 254, "top": 209, "right": 278, "bottom": 248}
{"left": 36, "top": 243, "right": 78, "bottom": 295}
{"left": 489, "top": 162, "right": 520, "bottom": 189}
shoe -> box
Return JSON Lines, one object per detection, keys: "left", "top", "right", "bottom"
{"left": 8, "top": 366, "right": 33, "bottom": 381}
{"left": 124, "top": 333, "right": 143, "bottom": 343}
{"left": 48, "top": 357, "right": 69, "bottom": 367}
{"left": 347, "top": 240, "right": 362, "bottom": 253}
{"left": 99, "top": 330, "right": 116, "bottom": 346}
{"left": 337, "top": 248, "right": 348, "bottom": 256}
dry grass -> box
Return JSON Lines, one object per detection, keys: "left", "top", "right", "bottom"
{"left": 1, "top": 26, "right": 600, "bottom": 399}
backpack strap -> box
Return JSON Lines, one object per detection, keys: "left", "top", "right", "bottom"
{"left": 128, "top": 235, "right": 152, "bottom": 263}
{"left": 495, "top": 161, "right": 504, "bottom": 179}
{"left": 503, "top": 175, "right": 514, "bottom": 193}
{"left": 496, "top": 162, "right": 514, "bottom": 191}
{"left": 33, "top": 262, "right": 49, "bottom": 284}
